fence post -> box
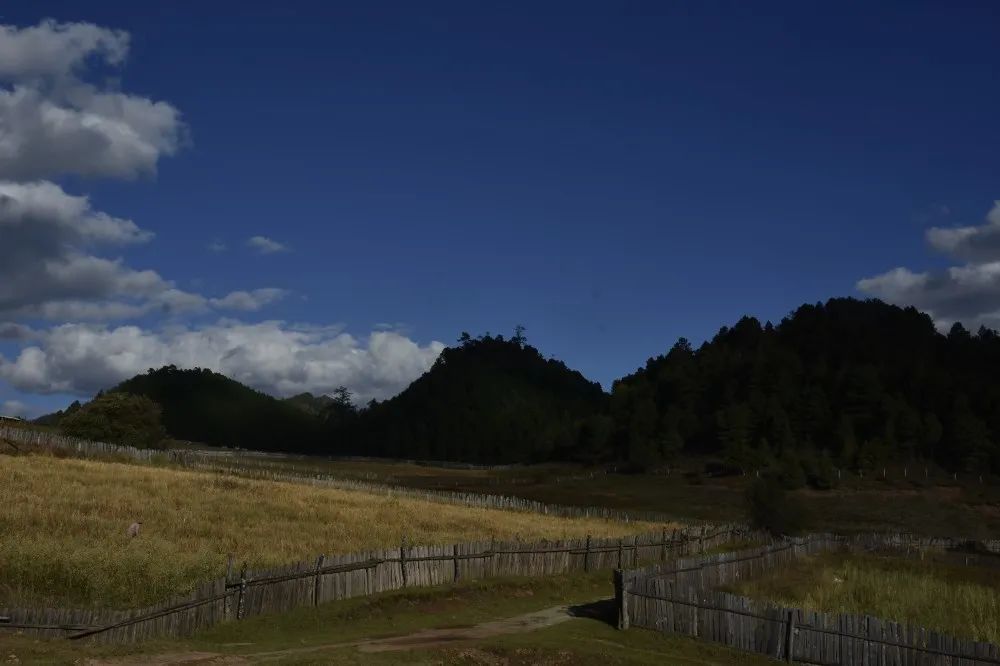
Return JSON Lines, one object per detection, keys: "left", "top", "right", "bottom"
{"left": 584, "top": 534, "right": 592, "bottom": 572}
{"left": 617, "top": 538, "right": 623, "bottom": 569}
{"left": 453, "top": 544, "right": 459, "bottom": 583}
{"left": 614, "top": 569, "right": 629, "bottom": 630}
{"left": 223, "top": 553, "right": 235, "bottom": 620}
{"left": 632, "top": 534, "right": 639, "bottom": 566}
{"left": 400, "top": 536, "right": 408, "bottom": 588}
{"left": 313, "top": 554, "right": 325, "bottom": 606}
{"left": 784, "top": 609, "right": 795, "bottom": 663}
{"left": 661, "top": 528, "right": 668, "bottom": 561}
{"left": 236, "top": 561, "right": 248, "bottom": 620}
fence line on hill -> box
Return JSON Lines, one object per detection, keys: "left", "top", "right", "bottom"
{"left": 0, "top": 523, "right": 749, "bottom": 644}
{"left": 617, "top": 534, "right": 1000, "bottom": 665}
{"left": 0, "top": 425, "right": 679, "bottom": 523}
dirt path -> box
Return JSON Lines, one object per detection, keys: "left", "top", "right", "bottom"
{"left": 86, "top": 602, "right": 589, "bottom": 665}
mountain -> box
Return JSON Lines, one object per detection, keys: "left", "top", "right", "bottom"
{"left": 111, "top": 366, "right": 325, "bottom": 453}
{"left": 284, "top": 392, "right": 336, "bottom": 416}
{"left": 333, "top": 332, "right": 607, "bottom": 464}
{"left": 608, "top": 297, "right": 1000, "bottom": 474}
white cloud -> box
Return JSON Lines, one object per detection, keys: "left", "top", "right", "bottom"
{"left": 208, "top": 240, "right": 227, "bottom": 252}
{"left": 0, "top": 20, "right": 128, "bottom": 81}
{"left": 0, "top": 181, "right": 287, "bottom": 321}
{"left": 924, "top": 201, "right": 1000, "bottom": 264}
{"left": 859, "top": 201, "right": 1000, "bottom": 330}
{"left": 247, "top": 235, "right": 289, "bottom": 254}
{"left": 0, "top": 20, "right": 183, "bottom": 181}
{"left": 208, "top": 289, "right": 288, "bottom": 311}
{"left": 0, "top": 321, "right": 446, "bottom": 403}
{"left": 0, "top": 399, "right": 29, "bottom": 418}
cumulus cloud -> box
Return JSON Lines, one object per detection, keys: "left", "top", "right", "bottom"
{"left": 0, "top": 181, "right": 284, "bottom": 320}
{"left": 859, "top": 201, "right": 1000, "bottom": 330}
{"left": 0, "top": 20, "right": 128, "bottom": 80}
{"left": 247, "top": 236, "right": 289, "bottom": 254}
{"left": 0, "top": 321, "right": 446, "bottom": 403}
{"left": 0, "top": 20, "right": 401, "bottom": 412}
{"left": 0, "top": 20, "right": 183, "bottom": 181}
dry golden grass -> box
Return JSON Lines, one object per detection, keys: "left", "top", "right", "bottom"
{"left": 0, "top": 454, "right": 659, "bottom": 609}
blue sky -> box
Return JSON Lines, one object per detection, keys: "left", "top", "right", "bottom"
{"left": 1, "top": 2, "right": 999, "bottom": 416}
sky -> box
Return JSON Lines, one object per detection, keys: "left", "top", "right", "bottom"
{"left": 1, "top": 1, "right": 999, "bottom": 418}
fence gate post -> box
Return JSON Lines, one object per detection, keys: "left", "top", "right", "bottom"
{"left": 614, "top": 569, "right": 629, "bottom": 630}
{"left": 400, "top": 536, "right": 408, "bottom": 588}
{"left": 313, "top": 554, "right": 325, "bottom": 606}
{"left": 784, "top": 609, "right": 796, "bottom": 663}
{"left": 584, "top": 534, "right": 592, "bottom": 572}
{"left": 236, "top": 561, "right": 248, "bottom": 620}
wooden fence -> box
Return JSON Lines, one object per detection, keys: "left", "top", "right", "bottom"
{"left": 0, "top": 425, "right": 676, "bottom": 524}
{"left": 0, "top": 523, "right": 749, "bottom": 644}
{"left": 617, "top": 535, "right": 1000, "bottom": 665}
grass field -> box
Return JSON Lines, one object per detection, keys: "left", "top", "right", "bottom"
{"left": 0, "top": 453, "right": 658, "bottom": 608}
{"left": 191, "top": 452, "right": 1000, "bottom": 538}
{"left": 0, "top": 571, "right": 773, "bottom": 665}
{"left": 724, "top": 551, "right": 1000, "bottom": 644}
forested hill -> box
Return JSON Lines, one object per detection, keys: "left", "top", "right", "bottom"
{"left": 333, "top": 332, "right": 607, "bottom": 463}
{"left": 112, "top": 366, "right": 325, "bottom": 452}
{"left": 609, "top": 298, "right": 1000, "bottom": 474}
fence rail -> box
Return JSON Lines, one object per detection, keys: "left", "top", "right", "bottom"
{"left": 0, "top": 523, "right": 749, "bottom": 644}
{"left": 617, "top": 534, "right": 1000, "bottom": 665}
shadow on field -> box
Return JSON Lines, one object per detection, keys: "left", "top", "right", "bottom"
{"left": 567, "top": 597, "right": 617, "bottom": 626}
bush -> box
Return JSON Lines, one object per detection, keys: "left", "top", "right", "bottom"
{"left": 776, "top": 455, "right": 807, "bottom": 490}
{"left": 803, "top": 451, "right": 838, "bottom": 490}
{"left": 60, "top": 393, "right": 167, "bottom": 449}
{"left": 745, "top": 475, "right": 809, "bottom": 537}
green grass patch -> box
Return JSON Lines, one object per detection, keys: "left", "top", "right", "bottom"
{"left": 724, "top": 551, "right": 1000, "bottom": 644}
{"left": 0, "top": 570, "right": 772, "bottom": 665}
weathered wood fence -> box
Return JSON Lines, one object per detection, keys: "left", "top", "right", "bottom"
{"left": 617, "top": 534, "right": 1000, "bottom": 664}
{"left": 0, "top": 425, "right": 675, "bottom": 523}
{"left": 0, "top": 523, "right": 749, "bottom": 644}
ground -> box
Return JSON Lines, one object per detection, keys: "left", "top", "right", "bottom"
{"left": 192, "top": 452, "right": 1000, "bottom": 538}
{"left": 0, "top": 572, "right": 773, "bottom": 665}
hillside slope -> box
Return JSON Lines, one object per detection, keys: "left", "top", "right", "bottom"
{"left": 335, "top": 333, "right": 607, "bottom": 463}
{"left": 112, "top": 366, "right": 325, "bottom": 452}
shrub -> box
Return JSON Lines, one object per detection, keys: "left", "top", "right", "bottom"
{"left": 776, "top": 455, "right": 807, "bottom": 490}
{"left": 745, "top": 475, "right": 808, "bottom": 537}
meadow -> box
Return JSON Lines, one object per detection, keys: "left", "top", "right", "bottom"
{"left": 0, "top": 453, "right": 657, "bottom": 609}
{"left": 187, "top": 450, "right": 1000, "bottom": 538}
{"left": 725, "top": 551, "right": 1000, "bottom": 644}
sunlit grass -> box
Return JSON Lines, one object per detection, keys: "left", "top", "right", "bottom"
{"left": 727, "top": 552, "right": 1000, "bottom": 643}
{"left": 0, "top": 453, "right": 659, "bottom": 608}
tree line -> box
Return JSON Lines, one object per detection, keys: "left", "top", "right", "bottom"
{"left": 37, "top": 298, "right": 1000, "bottom": 476}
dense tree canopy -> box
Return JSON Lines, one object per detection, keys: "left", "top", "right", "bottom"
{"left": 333, "top": 331, "right": 607, "bottom": 463}
{"left": 111, "top": 366, "right": 325, "bottom": 452}
{"left": 60, "top": 393, "right": 167, "bottom": 449}
{"left": 608, "top": 298, "right": 1000, "bottom": 474}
